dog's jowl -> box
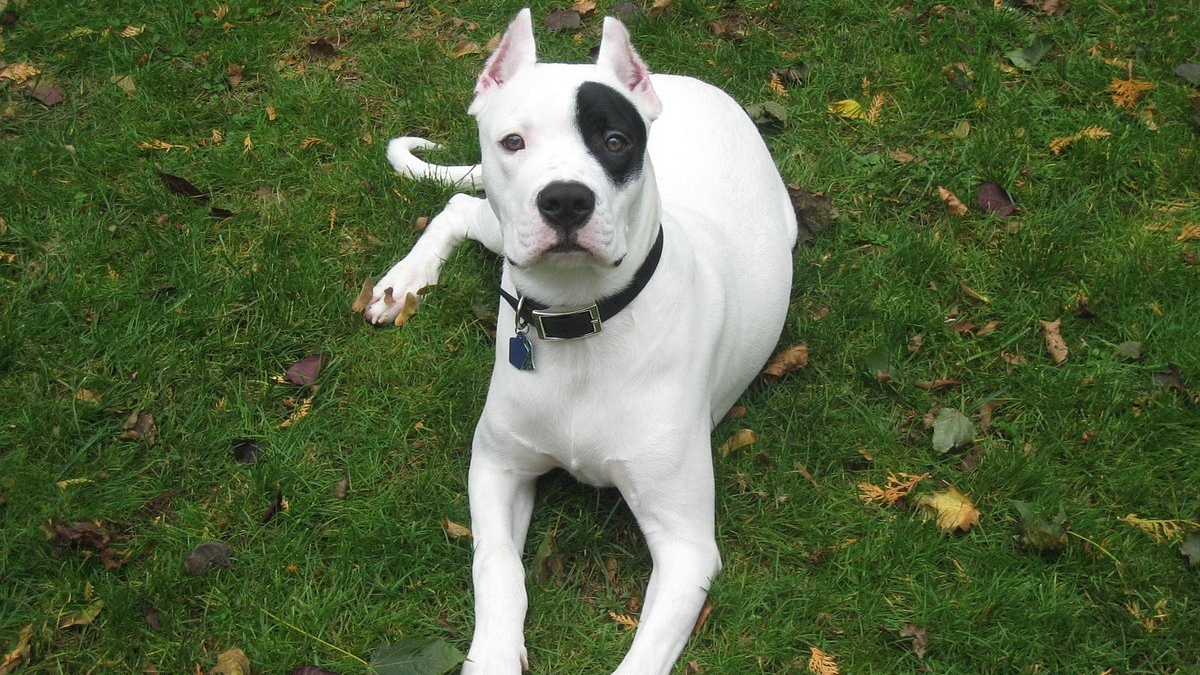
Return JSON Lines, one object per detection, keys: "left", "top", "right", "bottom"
{"left": 363, "top": 9, "right": 797, "bottom": 675}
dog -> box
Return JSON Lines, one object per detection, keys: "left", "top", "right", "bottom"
{"left": 361, "top": 9, "right": 797, "bottom": 674}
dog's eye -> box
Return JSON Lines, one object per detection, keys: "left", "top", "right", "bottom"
{"left": 604, "top": 133, "right": 629, "bottom": 153}
{"left": 500, "top": 134, "right": 525, "bottom": 152}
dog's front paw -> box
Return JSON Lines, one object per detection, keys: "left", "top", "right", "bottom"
{"left": 355, "top": 257, "right": 439, "bottom": 327}
{"left": 460, "top": 647, "right": 528, "bottom": 675}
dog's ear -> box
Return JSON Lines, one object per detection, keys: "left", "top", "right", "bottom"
{"left": 596, "top": 16, "right": 662, "bottom": 120}
{"left": 470, "top": 8, "right": 537, "bottom": 112}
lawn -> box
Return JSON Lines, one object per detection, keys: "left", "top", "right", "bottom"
{"left": 2, "top": 0, "right": 1199, "bottom": 673}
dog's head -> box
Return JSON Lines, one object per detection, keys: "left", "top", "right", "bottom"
{"left": 468, "top": 9, "right": 662, "bottom": 278}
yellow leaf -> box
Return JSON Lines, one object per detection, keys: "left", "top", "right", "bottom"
{"left": 828, "top": 98, "right": 867, "bottom": 120}
{"left": 767, "top": 72, "right": 786, "bottom": 95}
{"left": 74, "top": 389, "right": 102, "bottom": 404}
{"left": 266, "top": 105, "right": 278, "bottom": 121}
{"left": 0, "top": 624, "right": 32, "bottom": 675}
{"left": 55, "top": 478, "right": 94, "bottom": 489}
{"left": 118, "top": 25, "right": 145, "bottom": 38}
{"left": 608, "top": 611, "right": 639, "bottom": 630}
{"left": 210, "top": 648, "right": 249, "bottom": 675}
{"left": 1177, "top": 224, "right": 1200, "bottom": 242}
{"left": 858, "top": 472, "right": 930, "bottom": 507}
{"left": 276, "top": 396, "right": 313, "bottom": 429}
{"left": 110, "top": 74, "right": 136, "bottom": 95}
{"left": 1118, "top": 513, "right": 1199, "bottom": 543}
{"left": 807, "top": 647, "right": 841, "bottom": 675}
{"left": 212, "top": 128, "right": 224, "bottom": 144}
{"left": 58, "top": 599, "right": 104, "bottom": 629}
{"left": 762, "top": 342, "right": 809, "bottom": 377}
{"left": 213, "top": 4, "right": 230, "bottom": 21}
{"left": 718, "top": 428, "right": 758, "bottom": 457}
{"left": 242, "top": 134, "right": 253, "bottom": 153}
{"left": 1109, "top": 77, "right": 1156, "bottom": 109}
{"left": 451, "top": 40, "right": 482, "bottom": 59}
{"left": 443, "top": 518, "right": 473, "bottom": 540}
{"left": 937, "top": 186, "right": 968, "bottom": 216}
{"left": 918, "top": 486, "right": 981, "bottom": 532}
{"left": 137, "top": 139, "right": 190, "bottom": 152}
{"left": 0, "top": 63, "right": 39, "bottom": 84}
{"left": 300, "top": 137, "right": 328, "bottom": 150}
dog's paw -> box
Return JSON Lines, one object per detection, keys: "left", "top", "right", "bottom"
{"left": 356, "top": 257, "right": 439, "bottom": 327}
{"left": 460, "top": 647, "right": 528, "bottom": 675}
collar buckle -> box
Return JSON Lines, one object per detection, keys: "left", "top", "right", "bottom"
{"left": 533, "top": 305, "right": 602, "bottom": 340}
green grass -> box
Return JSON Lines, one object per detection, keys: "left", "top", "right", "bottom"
{"left": 3, "top": 0, "right": 1199, "bottom": 673}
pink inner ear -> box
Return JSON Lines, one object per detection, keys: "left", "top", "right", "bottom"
{"left": 474, "top": 9, "right": 536, "bottom": 98}
{"left": 599, "top": 18, "right": 662, "bottom": 118}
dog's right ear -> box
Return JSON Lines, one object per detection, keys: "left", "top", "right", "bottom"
{"left": 469, "top": 8, "right": 537, "bottom": 114}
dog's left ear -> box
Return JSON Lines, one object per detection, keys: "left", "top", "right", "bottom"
{"left": 596, "top": 16, "right": 662, "bottom": 120}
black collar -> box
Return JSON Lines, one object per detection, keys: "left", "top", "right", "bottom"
{"left": 499, "top": 227, "right": 664, "bottom": 340}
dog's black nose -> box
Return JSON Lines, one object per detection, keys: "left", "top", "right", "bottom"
{"left": 537, "top": 181, "right": 595, "bottom": 234}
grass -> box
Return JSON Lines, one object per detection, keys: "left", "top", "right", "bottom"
{"left": 2, "top": 0, "right": 1199, "bottom": 673}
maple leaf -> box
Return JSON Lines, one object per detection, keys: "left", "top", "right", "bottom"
{"left": 919, "top": 486, "right": 981, "bottom": 532}
{"left": 807, "top": 647, "right": 841, "bottom": 675}
{"left": 1109, "top": 77, "right": 1156, "bottom": 108}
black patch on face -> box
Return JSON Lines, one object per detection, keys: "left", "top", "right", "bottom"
{"left": 575, "top": 81, "right": 647, "bottom": 187}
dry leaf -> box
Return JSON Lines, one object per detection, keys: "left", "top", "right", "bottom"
{"left": 210, "top": 648, "right": 250, "bottom": 675}
{"left": 451, "top": 40, "right": 481, "bottom": 58}
{"left": 185, "top": 541, "right": 232, "bottom": 575}
{"left": 899, "top": 623, "right": 929, "bottom": 659}
{"left": 1109, "top": 77, "right": 1156, "bottom": 108}
{"left": 0, "top": 625, "right": 32, "bottom": 675}
{"left": 828, "top": 99, "right": 867, "bottom": 120}
{"left": 858, "top": 472, "right": 930, "bottom": 507}
{"left": 227, "top": 63, "right": 243, "bottom": 88}
{"left": 719, "top": 428, "right": 758, "bottom": 456}
{"left": 443, "top": 518, "right": 472, "bottom": 539}
{"left": 1049, "top": 125, "right": 1111, "bottom": 154}
{"left": 352, "top": 279, "right": 374, "bottom": 313}
{"left": 118, "top": 24, "right": 145, "bottom": 38}
{"left": 609, "top": 611, "right": 639, "bottom": 630}
{"left": 242, "top": 134, "right": 254, "bottom": 152}
{"left": 938, "top": 186, "right": 968, "bottom": 215}
{"left": 762, "top": 343, "right": 809, "bottom": 377}
{"left": 120, "top": 411, "right": 157, "bottom": 444}
{"left": 1040, "top": 319, "right": 1068, "bottom": 364}
{"left": 394, "top": 292, "right": 420, "bottom": 327}
{"left": 691, "top": 599, "right": 713, "bottom": 636}
{"left": 32, "top": 84, "right": 65, "bottom": 107}
{"left": 110, "top": 74, "right": 136, "bottom": 94}
{"left": 1177, "top": 224, "right": 1200, "bottom": 241}
{"left": 0, "top": 62, "right": 39, "bottom": 84}
{"left": 59, "top": 599, "right": 105, "bottom": 629}
{"left": 137, "top": 139, "right": 190, "bottom": 152}
{"left": 572, "top": 0, "right": 598, "bottom": 14}
{"left": 807, "top": 647, "right": 841, "bottom": 675}
{"left": 277, "top": 396, "right": 313, "bottom": 429}
{"left": 300, "top": 137, "right": 327, "bottom": 150}
{"left": 767, "top": 72, "right": 787, "bottom": 95}
{"left": 865, "top": 93, "right": 886, "bottom": 124}
{"left": 919, "top": 486, "right": 981, "bottom": 532}
{"left": 1118, "top": 514, "right": 1199, "bottom": 543}
{"left": 74, "top": 388, "right": 101, "bottom": 404}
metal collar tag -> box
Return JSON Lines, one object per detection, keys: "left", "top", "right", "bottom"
{"left": 533, "top": 305, "right": 602, "bottom": 340}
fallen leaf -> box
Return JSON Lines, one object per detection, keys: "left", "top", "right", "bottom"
{"left": 285, "top": 354, "right": 326, "bottom": 386}
{"left": 975, "top": 182, "right": 1015, "bottom": 216}
{"left": 118, "top": 24, "right": 145, "bottom": 38}
{"left": 649, "top": 0, "right": 674, "bottom": 15}
{"left": 370, "top": 638, "right": 465, "bottom": 675}
{"left": 1109, "top": 77, "right": 1156, "bottom": 109}
{"left": 0, "top": 62, "right": 39, "bottom": 84}
{"left": 719, "top": 428, "right": 758, "bottom": 457}
{"left": 858, "top": 472, "right": 930, "bottom": 507}
{"left": 932, "top": 407, "right": 974, "bottom": 453}
{"left": 1114, "top": 341, "right": 1143, "bottom": 359}
{"left": 938, "top": 186, "right": 968, "bottom": 215}
{"left": 1119, "top": 513, "right": 1198, "bottom": 543}
{"left": 762, "top": 343, "right": 809, "bottom": 377}
{"left": 450, "top": 40, "right": 481, "bottom": 58}
{"left": 1153, "top": 363, "right": 1185, "bottom": 390}
{"left": 227, "top": 63, "right": 243, "bottom": 88}
{"left": 1181, "top": 532, "right": 1200, "bottom": 566}
{"left": 352, "top": 279, "right": 375, "bottom": 312}
{"left": 914, "top": 378, "right": 962, "bottom": 390}
{"left": 1, "top": 625, "right": 33, "bottom": 675}
{"left": 232, "top": 438, "right": 262, "bottom": 464}
{"left": 52, "top": 520, "right": 110, "bottom": 551}
{"left": 110, "top": 74, "right": 136, "bottom": 94}
{"left": 865, "top": 344, "right": 894, "bottom": 384}
{"left": 828, "top": 98, "right": 867, "bottom": 120}
{"left": 262, "top": 489, "right": 285, "bottom": 523}
{"left": 1177, "top": 224, "right": 1200, "bottom": 241}
{"left": 919, "top": 485, "right": 981, "bottom": 532}
{"left": 393, "top": 292, "right": 420, "bottom": 327}
{"left": 277, "top": 395, "right": 313, "bottom": 429}
{"left": 950, "top": 120, "right": 971, "bottom": 139}
{"left": 1006, "top": 35, "right": 1054, "bottom": 70}
{"left": 691, "top": 598, "right": 713, "bottom": 636}
{"left": 210, "top": 648, "right": 250, "bottom": 675}
{"left": 144, "top": 601, "right": 161, "bottom": 631}
{"left": 744, "top": 101, "right": 788, "bottom": 126}
{"left": 899, "top": 623, "right": 929, "bottom": 659}
{"left": 333, "top": 476, "right": 349, "bottom": 500}
{"left": 443, "top": 518, "right": 472, "bottom": 540}
{"left": 59, "top": 599, "right": 104, "bottom": 629}
{"left": 1040, "top": 319, "right": 1068, "bottom": 364}
{"left": 1175, "top": 63, "right": 1200, "bottom": 87}
{"left": 1049, "top": 125, "right": 1110, "bottom": 154}
{"left": 788, "top": 185, "right": 837, "bottom": 244}
{"left": 184, "top": 541, "right": 232, "bottom": 575}
{"left": 306, "top": 38, "right": 338, "bottom": 59}
{"left": 73, "top": 388, "right": 102, "bottom": 404}
{"left": 807, "top": 647, "right": 841, "bottom": 675}
{"left": 544, "top": 10, "right": 582, "bottom": 31}
{"left": 32, "top": 83, "right": 65, "bottom": 107}
{"left": 157, "top": 171, "right": 208, "bottom": 202}
{"left": 611, "top": 2, "right": 640, "bottom": 21}
{"left": 609, "top": 611, "right": 639, "bottom": 630}
{"left": 1013, "top": 501, "right": 1069, "bottom": 552}
{"left": 572, "top": 0, "right": 598, "bottom": 15}
{"left": 120, "top": 411, "right": 157, "bottom": 444}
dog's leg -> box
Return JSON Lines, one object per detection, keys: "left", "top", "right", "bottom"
{"left": 611, "top": 444, "right": 722, "bottom": 675}
{"left": 462, "top": 452, "right": 538, "bottom": 675}
{"left": 362, "top": 193, "right": 501, "bottom": 325}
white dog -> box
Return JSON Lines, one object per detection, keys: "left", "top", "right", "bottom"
{"left": 362, "top": 9, "right": 796, "bottom": 674}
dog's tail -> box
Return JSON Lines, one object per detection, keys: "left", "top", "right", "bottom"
{"left": 386, "top": 137, "right": 484, "bottom": 190}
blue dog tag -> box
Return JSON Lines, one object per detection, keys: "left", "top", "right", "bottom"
{"left": 508, "top": 331, "right": 535, "bottom": 371}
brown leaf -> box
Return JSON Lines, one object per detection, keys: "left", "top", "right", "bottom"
{"left": 306, "top": 38, "right": 339, "bottom": 60}
{"left": 718, "top": 428, "right": 758, "bottom": 457}
{"left": 571, "top": 0, "right": 598, "bottom": 15}
{"left": 227, "top": 63, "right": 243, "bottom": 88}
{"left": 53, "top": 520, "right": 111, "bottom": 551}
{"left": 608, "top": 611, "right": 639, "bottom": 630}
{"left": 143, "top": 601, "right": 161, "bottom": 631}
{"left": 544, "top": 10, "right": 582, "bottom": 31}
{"left": 808, "top": 647, "right": 841, "bottom": 675}
{"left": 938, "top": 186, "right": 968, "bottom": 216}
{"left": 762, "top": 343, "right": 809, "bottom": 378}
{"left": 1040, "top": 319, "right": 1068, "bottom": 364}
{"left": 333, "top": 475, "right": 349, "bottom": 500}
{"left": 232, "top": 438, "right": 262, "bottom": 464}
{"left": 394, "top": 292, "right": 420, "bottom": 327}
{"left": 691, "top": 598, "right": 714, "bottom": 636}
{"left": 32, "top": 83, "right": 65, "bottom": 107}
{"left": 262, "top": 489, "right": 285, "bottom": 523}
{"left": 157, "top": 171, "right": 209, "bottom": 202}
{"left": 352, "top": 279, "right": 374, "bottom": 313}
{"left": 975, "top": 181, "right": 1015, "bottom": 216}
{"left": 0, "top": 63, "right": 39, "bottom": 84}
{"left": 185, "top": 541, "right": 232, "bottom": 575}
{"left": 59, "top": 599, "right": 105, "bottom": 629}
{"left": 0, "top": 625, "right": 32, "bottom": 675}
{"left": 451, "top": 40, "right": 481, "bottom": 58}
{"left": 210, "top": 648, "right": 250, "bottom": 675}
{"left": 899, "top": 623, "right": 929, "bottom": 659}
{"left": 1109, "top": 77, "right": 1155, "bottom": 109}
{"left": 285, "top": 354, "right": 326, "bottom": 386}
{"left": 914, "top": 378, "right": 962, "bottom": 390}
{"left": 120, "top": 410, "right": 157, "bottom": 444}
{"left": 443, "top": 518, "right": 472, "bottom": 540}
{"left": 858, "top": 472, "right": 930, "bottom": 507}
{"left": 787, "top": 185, "right": 837, "bottom": 244}
{"left": 919, "top": 486, "right": 981, "bottom": 532}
